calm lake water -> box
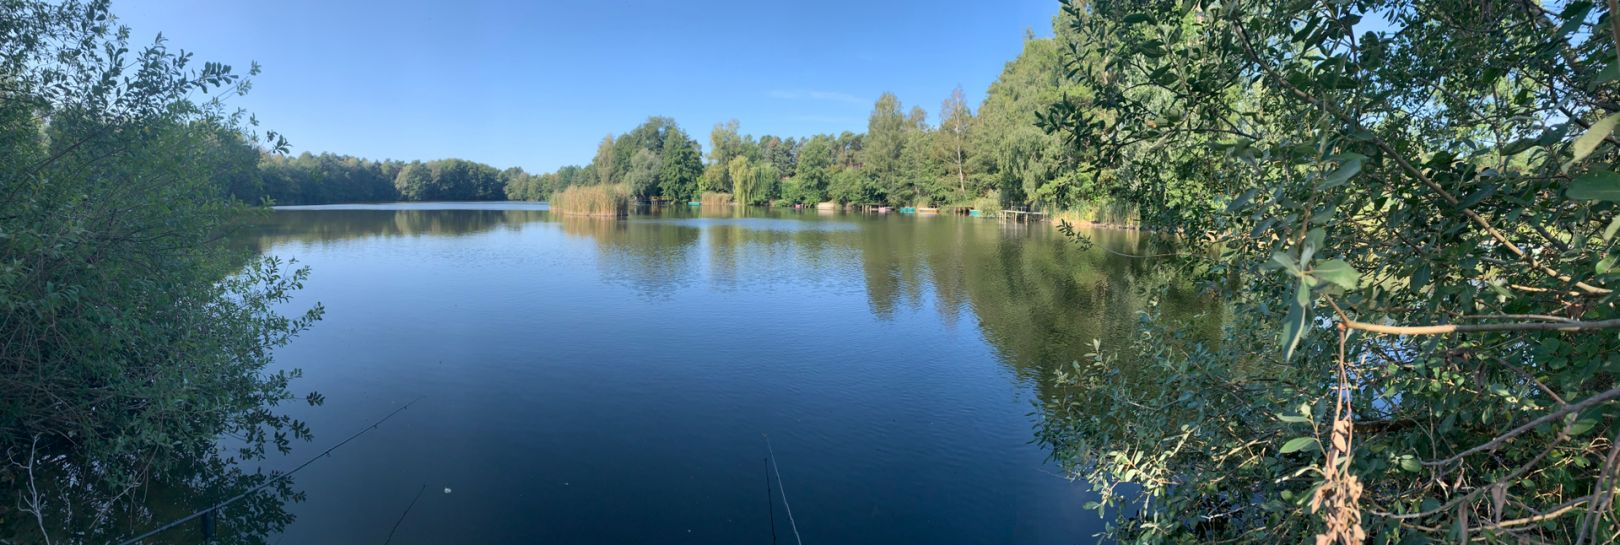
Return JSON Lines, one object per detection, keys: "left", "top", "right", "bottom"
{"left": 217, "top": 202, "right": 1191, "bottom": 544}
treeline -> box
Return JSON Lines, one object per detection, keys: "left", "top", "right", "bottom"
{"left": 511, "top": 22, "right": 1091, "bottom": 210}
{"left": 227, "top": 20, "right": 1088, "bottom": 211}
{"left": 229, "top": 151, "right": 538, "bottom": 205}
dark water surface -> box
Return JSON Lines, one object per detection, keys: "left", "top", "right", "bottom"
{"left": 224, "top": 203, "right": 1182, "bottom": 544}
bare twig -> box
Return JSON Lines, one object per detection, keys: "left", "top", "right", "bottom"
{"left": 1426, "top": 386, "right": 1620, "bottom": 468}
{"left": 1342, "top": 318, "right": 1620, "bottom": 335}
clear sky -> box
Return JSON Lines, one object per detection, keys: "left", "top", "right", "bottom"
{"left": 116, "top": 0, "right": 1058, "bottom": 173}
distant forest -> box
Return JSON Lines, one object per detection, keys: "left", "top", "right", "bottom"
{"left": 230, "top": 24, "right": 1085, "bottom": 210}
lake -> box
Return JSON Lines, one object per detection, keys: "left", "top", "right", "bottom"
{"left": 222, "top": 202, "right": 1195, "bottom": 544}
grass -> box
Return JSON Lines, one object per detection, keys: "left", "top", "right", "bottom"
{"left": 699, "top": 191, "right": 734, "bottom": 207}
{"left": 551, "top": 184, "right": 630, "bottom": 217}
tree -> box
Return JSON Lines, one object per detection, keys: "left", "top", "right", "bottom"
{"left": 828, "top": 165, "right": 875, "bottom": 205}
{"left": 705, "top": 119, "right": 745, "bottom": 193}
{"left": 937, "top": 85, "right": 973, "bottom": 199}
{"left": 728, "top": 155, "right": 757, "bottom": 205}
{"left": 588, "top": 134, "right": 617, "bottom": 185}
{"left": 394, "top": 162, "right": 434, "bottom": 201}
{"left": 659, "top": 129, "right": 703, "bottom": 202}
{"left": 624, "top": 148, "right": 661, "bottom": 200}
{"left": 1035, "top": 0, "right": 1620, "bottom": 542}
{"left": 972, "top": 23, "right": 1089, "bottom": 209}
{"left": 860, "top": 92, "right": 907, "bottom": 204}
{"left": 899, "top": 105, "right": 935, "bottom": 205}
{"left": 793, "top": 134, "right": 836, "bottom": 203}
{"left": 1, "top": 2, "right": 320, "bottom": 540}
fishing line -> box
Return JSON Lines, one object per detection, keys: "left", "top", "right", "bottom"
{"left": 383, "top": 483, "right": 427, "bottom": 545}
{"left": 764, "top": 457, "right": 778, "bottom": 545}
{"left": 763, "top": 434, "right": 803, "bottom": 545}
{"left": 110, "top": 396, "right": 424, "bottom": 545}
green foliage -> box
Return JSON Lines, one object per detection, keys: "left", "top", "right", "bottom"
{"left": 624, "top": 148, "right": 661, "bottom": 200}
{"left": 392, "top": 158, "right": 505, "bottom": 201}
{"left": 248, "top": 152, "right": 403, "bottom": 204}
{"left": 729, "top": 156, "right": 770, "bottom": 206}
{"left": 659, "top": 129, "right": 703, "bottom": 202}
{"left": 557, "top": 116, "right": 706, "bottom": 203}
{"left": 0, "top": 1, "right": 319, "bottom": 540}
{"left": 828, "top": 166, "right": 877, "bottom": 205}
{"left": 860, "top": 92, "right": 907, "bottom": 204}
{"left": 1035, "top": 0, "right": 1620, "bottom": 541}
{"left": 973, "top": 23, "right": 1091, "bottom": 209}
{"left": 936, "top": 85, "right": 975, "bottom": 202}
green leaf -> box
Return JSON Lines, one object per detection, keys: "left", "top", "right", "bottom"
{"left": 1571, "top": 418, "right": 1598, "bottom": 436}
{"left": 1318, "top": 159, "right": 1362, "bottom": 189}
{"left": 1281, "top": 277, "right": 1310, "bottom": 361}
{"left": 1310, "top": 259, "right": 1360, "bottom": 290}
{"left": 1457, "top": 183, "right": 1498, "bottom": 209}
{"left": 1271, "top": 252, "right": 1302, "bottom": 276}
{"left": 1603, "top": 216, "right": 1620, "bottom": 242}
{"left": 1122, "top": 13, "right": 1151, "bottom": 24}
{"left": 1280, "top": 436, "right": 1318, "bottom": 454}
{"left": 1500, "top": 138, "right": 1537, "bottom": 156}
{"left": 1560, "top": 2, "right": 1594, "bottom": 36}
{"left": 1227, "top": 187, "right": 1260, "bottom": 212}
{"left": 1399, "top": 457, "right": 1421, "bottom": 473}
{"left": 1597, "top": 61, "right": 1620, "bottom": 84}
{"left": 1569, "top": 170, "right": 1620, "bottom": 201}
{"left": 1277, "top": 415, "right": 1311, "bottom": 423}
{"left": 1570, "top": 113, "right": 1620, "bottom": 164}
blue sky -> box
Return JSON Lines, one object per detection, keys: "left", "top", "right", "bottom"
{"left": 118, "top": 0, "right": 1058, "bottom": 173}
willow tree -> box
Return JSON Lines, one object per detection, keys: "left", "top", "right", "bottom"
{"left": 1038, "top": 0, "right": 1620, "bottom": 543}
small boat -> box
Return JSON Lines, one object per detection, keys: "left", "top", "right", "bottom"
{"left": 815, "top": 202, "right": 837, "bottom": 210}
{"left": 877, "top": 206, "right": 892, "bottom": 213}
{"left": 688, "top": 201, "right": 702, "bottom": 206}
{"left": 918, "top": 207, "right": 940, "bottom": 215}
{"left": 899, "top": 207, "right": 916, "bottom": 214}
{"left": 969, "top": 209, "right": 983, "bottom": 218}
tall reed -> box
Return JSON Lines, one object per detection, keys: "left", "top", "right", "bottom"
{"left": 699, "top": 191, "right": 734, "bottom": 207}
{"left": 551, "top": 184, "right": 630, "bottom": 217}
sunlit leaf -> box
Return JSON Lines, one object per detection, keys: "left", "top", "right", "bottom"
{"left": 1318, "top": 159, "right": 1361, "bottom": 189}
{"left": 1569, "top": 170, "right": 1620, "bottom": 201}
{"left": 1310, "top": 259, "right": 1359, "bottom": 290}
{"left": 1570, "top": 113, "right": 1620, "bottom": 164}
{"left": 1279, "top": 437, "right": 1318, "bottom": 454}
{"left": 1280, "top": 278, "right": 1310, "bottom": 361}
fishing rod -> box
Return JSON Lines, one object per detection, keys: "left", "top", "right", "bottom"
{"left": 763, "top": 434, "right": 803, "bottom": 545}
{"left": 110, "top": 397, "right": 424, "bottom": 545}
{"left": 764, "top": 457, "right": 778, "bottom": 545}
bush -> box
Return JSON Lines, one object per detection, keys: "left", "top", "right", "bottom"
{"left": 1, "top": 2, "right": 322, "bottom": 540}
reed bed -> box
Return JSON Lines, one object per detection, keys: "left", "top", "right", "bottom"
{"left": 699, "top": 191, "right": 734, "bottom": 207}
{"left": 1053, "top": 199, "right": 1141, "bottom": 228}
{"left": 551, "top": 184, "right": 629, "bottom": 217}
